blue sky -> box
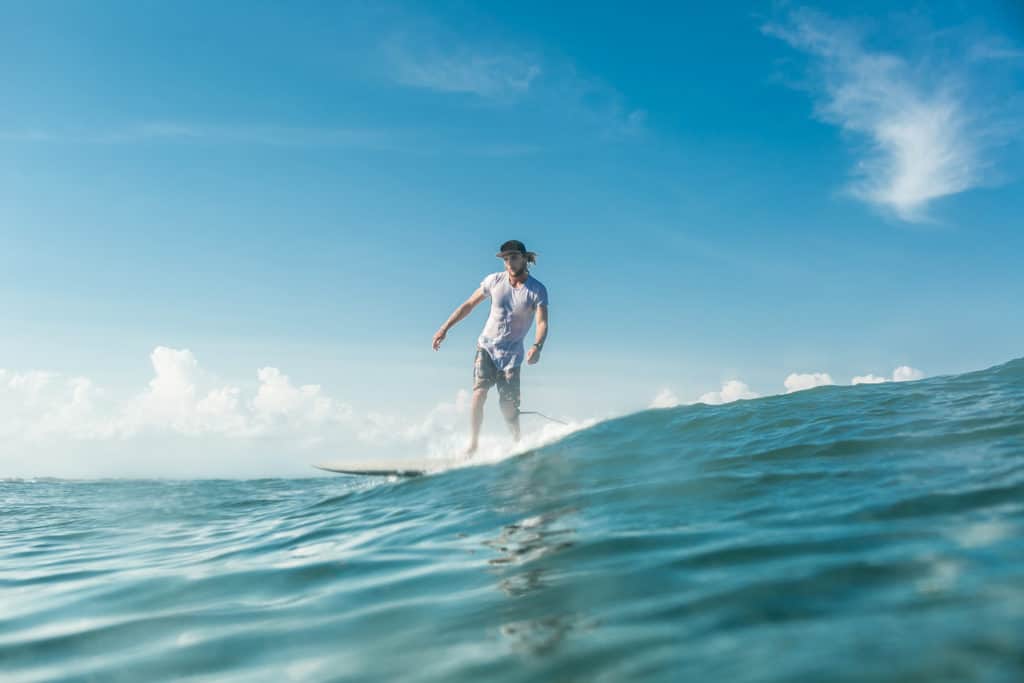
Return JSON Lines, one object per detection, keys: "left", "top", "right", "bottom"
{"left": 2, "top": 1, "right": 1022, "bottom": 476}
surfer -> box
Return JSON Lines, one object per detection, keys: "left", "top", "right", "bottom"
{"left": 432, "top": 240, "right": 549, "bottom": 455}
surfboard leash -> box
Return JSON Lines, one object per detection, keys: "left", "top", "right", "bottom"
{"left": 517, "top": 410, "right": 569, "bottom": 426}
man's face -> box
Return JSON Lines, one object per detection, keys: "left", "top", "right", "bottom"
{"left": 502, "top": 252, "right": 526, "bottom": 275}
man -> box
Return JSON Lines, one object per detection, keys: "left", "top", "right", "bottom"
{"left": 432, "top": 240, "right": 549, "bottom": 455}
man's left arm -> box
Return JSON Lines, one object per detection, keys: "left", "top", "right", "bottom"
{"left": 526, "top": 304, "right": 548, "bottom": 365}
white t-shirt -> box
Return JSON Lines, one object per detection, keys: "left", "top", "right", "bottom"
{"left": 477, "top": 272, "right": 548, "bottom": 371}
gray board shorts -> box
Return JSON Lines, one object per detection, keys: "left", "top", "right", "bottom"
{"left": 473, "top": 347, "right": 521, "bottom": 408}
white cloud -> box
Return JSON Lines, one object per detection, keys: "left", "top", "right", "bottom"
{"left": 134, "top": 346, "right": 202, "bottom": 424}
{"left": 784, "top": 372, "right": 834, "bottom": 393}
{"left": 403, "top": 388, "right": 470, "bottom": 440}
{"left": 121, "top": 347, "right": 247, "bottom": 437}
{"left": 649, "top": 388, "right": 680, "bottom": 409}
{"left": 650, "top": 380, "right": 760, "bottom": 409}
{"left": 0, "top": 369, "right": 113, "bottom": 441}
{"left": 0, "top": 347, "right": 358, "bottom": 444}
{"left": 698, "top": 380, "right": 760, "bottom": 405}
{"left": 0, "top": 347, "right": 584, "bottom": 476}
{"left": 892, "top": 365, "right": 925, "bottom": 382}
{"left": 649, "top": 364, "right": 925, "bottom": 410}
{"left": 252, "top": 367, "right": 350, "bottom": 426}
{"left": 764, "top": 9, "right": 1017, "bottom": 221}
{"left": 852, "top": 365, "right": 925, "bottom": 384}
{"left": 851, "top": 373, "right": 887, "bottom": 385}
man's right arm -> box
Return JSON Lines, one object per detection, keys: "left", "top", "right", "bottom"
{"left": 432, "top": 288, "right": 487, "bottom": 350}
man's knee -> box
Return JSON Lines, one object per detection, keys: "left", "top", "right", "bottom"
{"left": 472, "top": 387, "right": 489, "bottom": 403}
{"left": 498, "top": 397, "right": 518, "bottom": 421}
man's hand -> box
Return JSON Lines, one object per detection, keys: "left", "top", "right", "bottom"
{"left": 526, "top": 345, "right": 541, "bottom": 365}
{"left": 432, "top": 328, "right": 447, "bottom": 351}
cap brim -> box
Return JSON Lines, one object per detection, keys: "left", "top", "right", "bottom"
{"left": 496, "top": 251, "right": 537, "bottom": 258}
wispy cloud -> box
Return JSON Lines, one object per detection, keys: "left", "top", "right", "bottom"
{"left": 0, "top": 123, "right": 396, "bottom": 149}
{"left": 0, "top": 130, "right": 60, "bottom": 143}
{"left": 764, "top": 9, "right": 1022, "bottom": 221}
{"left": 98, "top": 123, "right": 391, "bottom": 147}
{"left": 380, "top": 19, "right": 644, "bottom": 137}
{"left": 553, "top": 65, "right": 648, "bottom": 139}
{"left": 968, "top": 37, "right": 1024, "bottom": 63}
{"left": 0, "top": 122, "right": 546, "bottom": 158}
{"left": 385, "top": 35, "right": 541, "bottom": 100}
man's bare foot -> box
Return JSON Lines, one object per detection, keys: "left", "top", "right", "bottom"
{"left": 463, "top": 443, "right": 478, "bottom": 458}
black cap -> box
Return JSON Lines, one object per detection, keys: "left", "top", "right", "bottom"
{"left": 496, "top": 240, "right": 536, "bottom": 258}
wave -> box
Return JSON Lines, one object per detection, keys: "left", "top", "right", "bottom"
{"left": 2, "top": 358, "right": 1022, "bottom": 681}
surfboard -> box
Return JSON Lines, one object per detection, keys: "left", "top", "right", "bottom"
{"left": 313, "top": 459, "right": 457, "bottom": 477}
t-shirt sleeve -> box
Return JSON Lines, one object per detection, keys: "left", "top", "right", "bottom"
{"left": 535, "top": 283, "right": 549, "bottom": 308}
{"left": 479, "top": 273, "right": 495, "bottom": 298}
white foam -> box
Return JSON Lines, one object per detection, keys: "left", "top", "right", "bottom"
{"left": 418, "top": 416, "right": 599, "bottom": 474}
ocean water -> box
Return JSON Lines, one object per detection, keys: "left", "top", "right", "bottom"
{"left": 2, "top": 359, "right": 1023, "bottom": 682}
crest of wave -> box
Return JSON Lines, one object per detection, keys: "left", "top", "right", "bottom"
{"left": 418, "top": 415, "right": 599, "bottom": 472}
{"left": 355, "top": 386, "right": 599, "bottom": 472}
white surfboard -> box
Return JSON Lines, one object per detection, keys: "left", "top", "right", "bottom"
{"left": 313, "top": 458, "right": 458, "bottom": 477}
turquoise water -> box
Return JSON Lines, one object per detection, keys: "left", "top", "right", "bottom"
{"left": 3, "top": 359, "right": 1023, "bottom": 682}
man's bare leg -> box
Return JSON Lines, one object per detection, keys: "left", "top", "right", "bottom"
{"left": 499, "top": 398, "right": 520, "bottom": 442}
{"left": 466, "top": 388, "right": 488, "bottom": 455}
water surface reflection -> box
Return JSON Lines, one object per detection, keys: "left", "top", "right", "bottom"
{"left": 483, "top": 450, "right": 596, "bottom": 656}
